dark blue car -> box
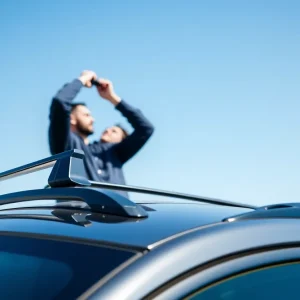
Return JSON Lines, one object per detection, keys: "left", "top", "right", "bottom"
{"left": 0, "top": 149, "right": 299, "bottom": 300}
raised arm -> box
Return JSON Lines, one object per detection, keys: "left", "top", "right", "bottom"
{"left": 48, "top": 70, "right": 96, "bottom": 154}
{"left": 95, "top": 78, "right": 154, "bottom": 164}
{"left": 113, "top": 101, "right": 154, "bottom": 163}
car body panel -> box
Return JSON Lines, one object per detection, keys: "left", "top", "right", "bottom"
{"left": 90, "top": 219, "right": 300, "bottom": 300}
{"left": 0, "top": 149, "right": 300, "bottom": 299}
{"left": 153, "top": 247, "right": 300, "bottom": 299}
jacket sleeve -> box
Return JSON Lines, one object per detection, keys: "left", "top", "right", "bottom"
{"left": 48, "top": 79, "right": 83, "bottom": 154}
{"left": 112, "top": 100, "right": 155, "bottom": 164}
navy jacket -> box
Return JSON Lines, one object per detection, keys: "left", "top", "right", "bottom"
{"left": 48, "top": 79, "right": 154, "bottom": 196}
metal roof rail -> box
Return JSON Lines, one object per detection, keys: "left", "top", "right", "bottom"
{"left": 89, "top": 181, "right": 257, "bottom": 210}
{"left": 0, "top": 209, "right": 144, "bottom": 225}
{"left": 0, "top": 149, "right": 256, "bottom": 211}
{"left": 0, "top": 188, "right": 148, "bottom": 218}
{"left": 0, "top": 149, "right": 90, "bottom": 188}
{"left": 0, "top": 150, "right": 148, "bottom": 218}
{"left": 0, "top": 210, "right": 93, "bottom": 227}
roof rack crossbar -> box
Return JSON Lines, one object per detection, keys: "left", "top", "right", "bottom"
{"left": 89, "top": 181, "right": 257, "bottom": 210}
{"left": 0, "top": 149, "right": 90, "bottom": 188}
{"left": 0, "top": 149, "right": 255, "bottom": 210}
{"left": 0, "top": 188, "right": 148, "bottom": 218}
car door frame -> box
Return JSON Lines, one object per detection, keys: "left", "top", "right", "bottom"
{"left": 149, "top": 246, "right": 300, "bottom": 299}
{"left": 89, "top": 218, "right": 300, "bottom": 300}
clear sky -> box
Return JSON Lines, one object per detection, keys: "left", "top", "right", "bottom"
{"left": 0, "top": 0, "right": 299, "bottom": 206}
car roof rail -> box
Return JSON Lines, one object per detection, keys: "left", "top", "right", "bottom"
{"left": 0, "top": 149, "right": 91, "bottom": 188}
{"left": 0, "top": 210, "right": 93, "bottom": 227}
{"left": 223, "top": 202, "right": 300, "bottom": 222}
{"left": 0, "top": 150, "right": 147, "bottom": 218}
{"left": 89, "top": 181, "right": 257, "bottom": 210}
{"left": 0, "top": 209, "right": 144, "bottom": 226}
{"left": 0, "top": 149, "right": 256, "bottom": 211}
{"left": 0, "top": 188, "right": 148, "bottom": 218}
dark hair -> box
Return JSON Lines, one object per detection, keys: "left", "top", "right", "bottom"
{"left": 71, "top": 102, "right": 87, "bottom": 113}
{"left": 115, "top": 123, "right": 129, "bottom": 139}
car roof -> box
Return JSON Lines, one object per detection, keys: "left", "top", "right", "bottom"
{"left": 4, "top": 148, "right": 299, "bottom": 254}
{"left": 0, "top": 204, "right": 252, "bottom": 249}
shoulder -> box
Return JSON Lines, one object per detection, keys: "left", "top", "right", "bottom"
{"left": 69, "top": 132, "right": 83, "bottom": 143}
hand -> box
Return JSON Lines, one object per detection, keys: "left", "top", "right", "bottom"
{"left": 96, "top": 78, "right": 121, "bottom": 106}
{"left": 78, "top": 70, "right": 97, "bottom": 88}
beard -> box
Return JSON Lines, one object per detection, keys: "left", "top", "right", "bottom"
{"left": 77, "top": 123, "right": 94, "bottom": 137}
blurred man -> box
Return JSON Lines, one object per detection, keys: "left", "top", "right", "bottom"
{"left": 48, "top": 70, "right": 154, "bottom": 196}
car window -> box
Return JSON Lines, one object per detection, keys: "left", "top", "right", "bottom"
{"left": 0, "top": 234, "right": 136, "bottom": 299}
{"left": 186, "top": 262, "right": 300, "bottom": 300}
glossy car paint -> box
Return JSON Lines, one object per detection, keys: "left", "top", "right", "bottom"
{"left": 0, "top": 204, "right": 251, "bottom": 249}
{"left": 153, "top": 247, "right": 300, "bottom": 300}
{"left": 90, "top": 219, "right": 300, "bottom": 300}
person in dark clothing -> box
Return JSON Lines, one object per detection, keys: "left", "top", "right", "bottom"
{"left": 48, "top": 70, "right": 154, "bottom": 196}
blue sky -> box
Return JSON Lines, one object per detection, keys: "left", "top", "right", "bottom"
{"left": 0, "top": 0, "right": 299, "bottom": 206}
